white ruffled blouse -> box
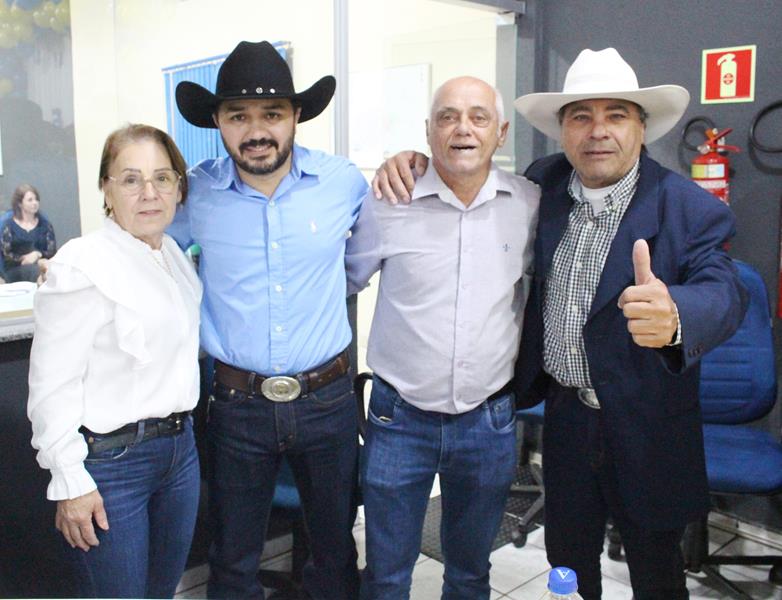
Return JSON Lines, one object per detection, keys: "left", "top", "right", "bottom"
{"left": 28, "top": 218, "right": 202, "bottom": 501}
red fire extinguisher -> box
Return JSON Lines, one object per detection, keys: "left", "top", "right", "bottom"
{"left": 690, "top": 127, "right": 740, "bottom": 205}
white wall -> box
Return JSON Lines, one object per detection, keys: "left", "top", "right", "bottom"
{"left": 70, "top": 0, "right": 118, "bottom": 233}
{"left": 349, "top": 0, "right": 497, "bottom": 167}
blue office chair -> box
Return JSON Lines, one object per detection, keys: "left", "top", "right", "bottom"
{"left": 509, "top": 401, "right": 545, "bottom": 547}
{"left": 681, "top": 260, "right": 782, "bottom": 599}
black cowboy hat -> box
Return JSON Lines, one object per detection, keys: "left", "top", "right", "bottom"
{"left": 175, "top": 40, "right": 336, "bottom": 129}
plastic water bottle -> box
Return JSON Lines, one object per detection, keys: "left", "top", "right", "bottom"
{"left": 539, "top": 566, "right": 584, "bottom": 599}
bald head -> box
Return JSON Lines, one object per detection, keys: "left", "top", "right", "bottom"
{"left": 430, "top": 77, "right": 506, "bottom": 130}
{"left": 426, "top": 76, "right": 509, "bottom": 201}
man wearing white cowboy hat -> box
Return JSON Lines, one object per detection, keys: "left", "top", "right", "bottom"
{"left": 512, "top": 48, "right": 746, "bottom": 600}
{"left": 372, "top": 48, "right": 746, "bottom": 600}
{"left": 169, "top": 40, "right": 367, "bottom": 599}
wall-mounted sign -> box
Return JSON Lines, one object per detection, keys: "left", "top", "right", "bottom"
{"left": 701, "top": 45, "right": 756, "bottom": 104}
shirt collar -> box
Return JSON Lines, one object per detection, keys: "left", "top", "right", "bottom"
{"left": 568, "top": 158, "right": 640, "bottom": 217}
{"left": 210, "top": 157, "right": 238, "bottom": 191}
{"left": 290, "top": 144, "right": 323, "bottom": 178}
{"left": 411, "top": 162, "right": 511, "bottom": 210}
{"left": 210, "top": 143, "right": 321, "bottom": 193}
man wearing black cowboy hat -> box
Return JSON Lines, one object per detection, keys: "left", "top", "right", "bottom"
{"left": 169, "top": 40, "right": 367, "bottom": 600}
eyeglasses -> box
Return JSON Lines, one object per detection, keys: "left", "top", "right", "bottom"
{"left": 106, "top": 169, "right": 181, "bottom": 195}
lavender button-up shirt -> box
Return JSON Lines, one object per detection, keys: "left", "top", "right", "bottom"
{"left": 346, "top": 164, "right": 539, "bottom": 414}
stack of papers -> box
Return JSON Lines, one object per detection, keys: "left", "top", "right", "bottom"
{"left": 0, "top": 281, "right": 36, "bottom": 319}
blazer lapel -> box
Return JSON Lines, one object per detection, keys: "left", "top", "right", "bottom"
{"left": 588, "top": 154, "right": 661, "bottom": 319}
{"left": 539, "top": 176, "right": 572, "bottom": 278}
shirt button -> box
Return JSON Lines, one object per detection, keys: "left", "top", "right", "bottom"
{"left": 574, "top": 261, "right": 582, "bottom": 270}
{"left": 275, "top": 284, "right": 283, "bottom": 292}
{"left": 271, "top": 242, "right": 279, "bottom": 249}
{"left": 457, "top": 361, "right": 466, "bottom": 368}
{"left": 269, "top": 200, "right": 276, "bottom": 207}
{"left": 571, "top": 305, "right": 578, "bottom": 313}
{"left": 273, "top": 365, "right": 281, "bottom": 373}
{"left": 585, "top": 221, "right": 594, "bottom": 229}
{"left": 570, "top": 346, "right": 579, "bottom": 355}
{"left": 275, "top": 325, "right": 283, "bottom": 332}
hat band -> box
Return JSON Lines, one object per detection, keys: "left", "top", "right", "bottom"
{"left": 220, "top": 85, "right": 294, "bottom": 97}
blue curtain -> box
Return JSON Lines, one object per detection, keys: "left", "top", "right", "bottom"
{"left": 163, "top": 43, "right": 290, "bottom": 170}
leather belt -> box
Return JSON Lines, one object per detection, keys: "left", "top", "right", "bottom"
{"left": 80, "top": 412, "right": 189, "bottom": 455}
{"left": 214, "top": 349, "right": 350, "bottom": 402}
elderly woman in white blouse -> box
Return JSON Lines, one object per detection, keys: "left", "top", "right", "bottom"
{"left": 27, "top": 124, "right": 202, "bottom": 599}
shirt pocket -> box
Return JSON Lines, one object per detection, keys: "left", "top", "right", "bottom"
{"left": 191, "top": 201, "right": 265, "bottom": 248}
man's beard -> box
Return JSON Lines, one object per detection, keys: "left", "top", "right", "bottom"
{"left": 224, "top": 132, "right": 295, "bottom": 176}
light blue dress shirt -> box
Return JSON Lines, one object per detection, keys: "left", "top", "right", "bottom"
{"left": 169, "top": 144, "right": 368, "bottom": 375}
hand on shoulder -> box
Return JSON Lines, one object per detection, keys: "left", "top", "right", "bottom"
{"left": 371, "top": 151, "right": 429, "bottom": 204}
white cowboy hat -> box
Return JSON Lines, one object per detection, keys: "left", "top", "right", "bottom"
{"left": 513, "top": 48, "right": 690, "bottom": 143}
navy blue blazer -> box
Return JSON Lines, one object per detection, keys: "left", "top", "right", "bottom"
{"left": 515, "top": 152, "right": 748, "bottom": 529}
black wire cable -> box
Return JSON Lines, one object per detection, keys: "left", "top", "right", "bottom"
{"left": 749, "top": 100, "right": 782, "bottom": 153}
{"left": 681, "top": 116, "right": 717, "bottom": 152}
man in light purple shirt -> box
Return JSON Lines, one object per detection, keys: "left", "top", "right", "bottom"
{"left": 346, "top": 76, "right": 539, "bottom": 600}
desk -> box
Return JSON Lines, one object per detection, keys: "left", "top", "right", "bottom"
{"left": 0, "top": 318, "right": 78, "bottom": 597}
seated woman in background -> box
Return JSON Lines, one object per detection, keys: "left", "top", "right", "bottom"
{"left": 1, "top": 183, "right": 56, "bottom": 282}
{"left": 27, "top": 124, "right": 202, "bottom": 599}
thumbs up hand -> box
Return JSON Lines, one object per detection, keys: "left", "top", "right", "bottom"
{"left": 618, "top": 239, "right": 679, "bottom": 348}
{"left": 632, "top": 237, "right": 655, "bottom": 285}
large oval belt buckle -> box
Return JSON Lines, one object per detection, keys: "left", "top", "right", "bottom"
{"left": 261, "top": 376, "right": 301, "bottom": 402}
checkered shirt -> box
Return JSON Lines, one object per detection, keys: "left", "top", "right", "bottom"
{"left": 542, "top": 160, "right": 640, "bottom": 388}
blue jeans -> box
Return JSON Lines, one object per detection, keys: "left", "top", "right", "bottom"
{"left": 206, "top": 371, "right": 360, "bottom": 600}
{"left": 65, "top": 417, "right": 200, "bottom": 598}
{"left": 360, "top": 377, "right": 517, "bottom": 600}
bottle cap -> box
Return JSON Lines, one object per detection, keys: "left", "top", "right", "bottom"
{"left": 548, "top": 567, "right": 578, "bottom": 595}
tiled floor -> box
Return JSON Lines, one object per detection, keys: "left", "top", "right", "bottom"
{"left": 175, "top": 513, "right": 782, "bottom": 599}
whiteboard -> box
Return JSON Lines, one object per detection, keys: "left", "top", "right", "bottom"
{"left": 349, "top": 63, "right": 431, "bottom": 169}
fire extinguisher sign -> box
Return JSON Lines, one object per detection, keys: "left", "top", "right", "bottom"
{"left": 701, "top": 45, "right": 756, "bottom": 104}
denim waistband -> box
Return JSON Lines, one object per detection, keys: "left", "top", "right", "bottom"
{"left": 374, "top": 376, "right": 513, "bottom": 410}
